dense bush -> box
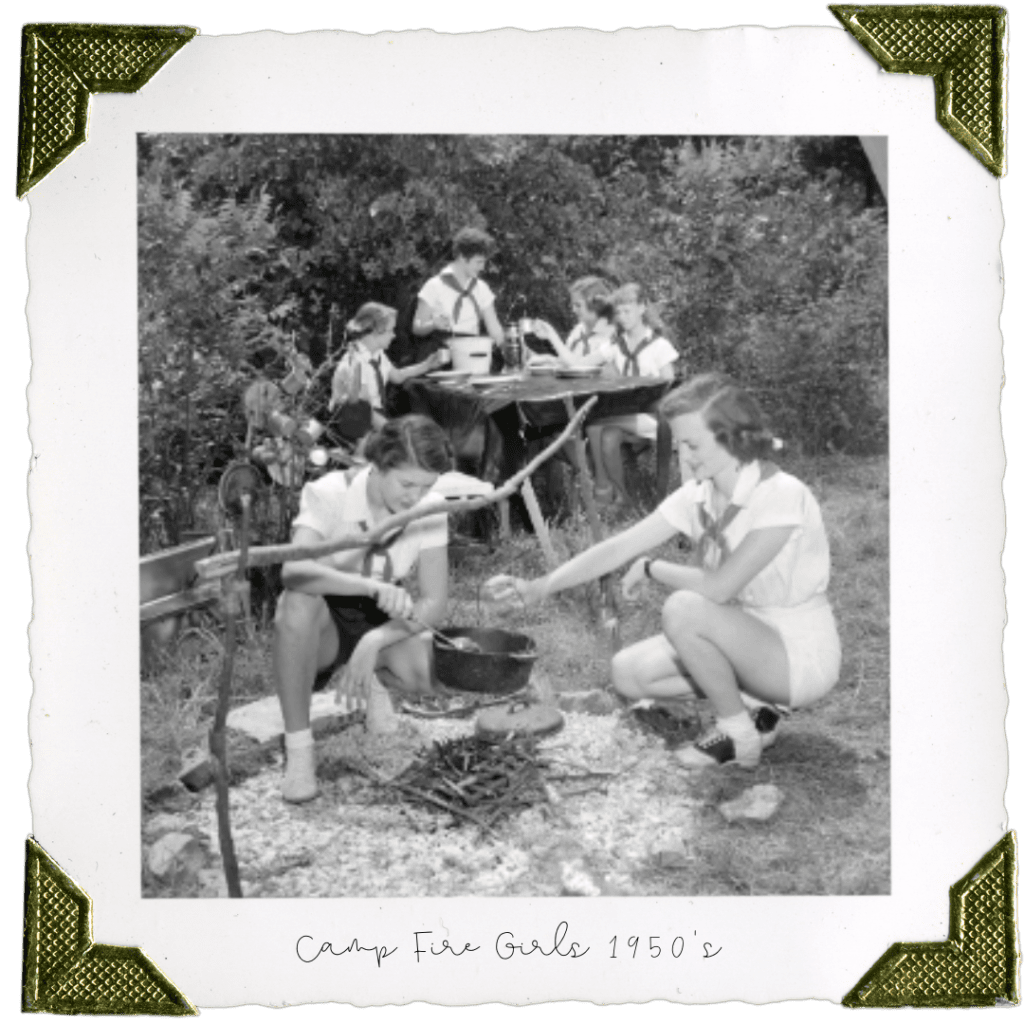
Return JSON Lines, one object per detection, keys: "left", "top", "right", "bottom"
{"left": 138, "top": 134, "right": 886, "bottom": 549}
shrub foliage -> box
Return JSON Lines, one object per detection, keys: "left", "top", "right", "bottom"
{"left": 139, "top": 134, "right": 886, "bottom": 550}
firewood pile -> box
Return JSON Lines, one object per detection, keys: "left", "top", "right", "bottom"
{"left": 392, "top": 734, "right": 549, "bottom": 833}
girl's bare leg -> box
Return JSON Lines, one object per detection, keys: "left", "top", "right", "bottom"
{"left": 377, "top": 633, "right": 435, "bottom": 696}
{"left": 610, "top": 634, "right": 699, "bottom": 701}
{"left": 586, "top": 423, "right": 612, "bottom": 493}
{"left": 660, "top": 591, "right": 790, "bottom": 717}
{"left": 273, "top": 589, "right": 340, "bottom": 732}
{"left": 273, "top": 590, "right": 340, "bottom": 801}
{"left": 599, "top": 425, "right": 628, "bottom": 498}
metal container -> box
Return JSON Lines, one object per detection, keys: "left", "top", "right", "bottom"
{"left": 433, "top": 627, "right": 538, "bottom": 694}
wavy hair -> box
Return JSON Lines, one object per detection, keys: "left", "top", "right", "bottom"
{"left": 660, "top": 373, "right": 776, "bottom": 463}
{"left": 363, "top": 415, "right": 454, "bottom": 475}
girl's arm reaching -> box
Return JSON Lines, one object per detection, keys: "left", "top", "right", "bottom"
{"left": 487, "top": 509, "right": 679, "bottom": 605}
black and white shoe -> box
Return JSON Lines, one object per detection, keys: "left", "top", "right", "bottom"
{"left": 751, "top": 704, "right": 788, "bottom": 749}
{"left": 675, "top": 725, "right": 762, "bottom": 769}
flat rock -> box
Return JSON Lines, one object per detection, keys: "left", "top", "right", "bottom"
{"left": 227, "top": 690, "right": 357, "bottom": 743}
{"left": 147, "top": 832, "right": 204, "bottom": 879}
{"left": 649, "top": 827, "right": 693, "bottom": 868}
{"left": 718, "top": 784, "right": 785, "bottom": 823}
{"left": 560, "top": 859, "right": 603, "bottom": 896}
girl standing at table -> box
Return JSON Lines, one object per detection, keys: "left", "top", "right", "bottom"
{"left": 274, "top": 415, "right": 454, "bottom": 802}
{"left": 412, "top": 227, "right": 505, "bottom": 363}
{"left": 530, "top": 276, "right": 618, "bottom": 368}
{"left": 486, "top": 373, "right": 841, "bottom": 769}
{"left": 329, "top": 303, "right": 446, "bottom": 437}
{"left": 586, "top": 283, "right": 680, "bottom": 503}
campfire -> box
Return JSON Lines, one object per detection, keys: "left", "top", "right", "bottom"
{"left": 393, "top": 734, "right": 549, "bottom": 834}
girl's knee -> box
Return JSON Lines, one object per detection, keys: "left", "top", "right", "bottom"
{"left": 275, "top": 589, "right": 326, "bottom": 636}
{"left": 662, "top": 590, "right": 710, "bottom": 634}
{"left": 610, "top": 648, "right": 646, "bottom": 700}
{"left": 601, "top": 427, "right": 623, "bottom": 453}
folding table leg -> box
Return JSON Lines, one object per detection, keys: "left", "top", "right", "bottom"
{"left": 521, "top": 475, "right": 558, "bottom": 571}
{"left": 498, "top": 497, "right": 512, "bottom": 539}
{"left": 562, "top": 398, "right": 621, "bottom": 651}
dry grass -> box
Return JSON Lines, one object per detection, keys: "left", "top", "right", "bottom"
{"left": 141, "top": 453, "right": 889, "bottom": 896}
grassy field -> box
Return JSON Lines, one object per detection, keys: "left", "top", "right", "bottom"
{"left": 141, "top": 452, "right": 889, "bottom": 896}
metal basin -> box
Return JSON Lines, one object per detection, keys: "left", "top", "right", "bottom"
{"left": 433, "top": 627, "right": 538, "bottom": 695}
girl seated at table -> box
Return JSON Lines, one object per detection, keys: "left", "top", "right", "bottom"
{"left": 329, "top": 302, "right": 445, "bottom": 439}
{"left": 274, "top": 415, "right": 454, "bottom": 802}
{"left": 586, "top": 283, "right": 680, "bottom": 503}
{"left": 486, "top": 373, "right": 841, "bottom": 770}
{"left": 529, "top": 276, "right": 618, "bottom": 368}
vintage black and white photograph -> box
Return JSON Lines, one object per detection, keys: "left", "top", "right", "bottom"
{"left": 137, "top": 132, "right": 889, "bottom": 900}
{"left": 19, "top": 11, "right": 1010, "bottom": 1008}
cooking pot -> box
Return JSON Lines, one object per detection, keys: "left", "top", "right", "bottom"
{"left": 433, "top": 627, "right": 538, "bottom": 694}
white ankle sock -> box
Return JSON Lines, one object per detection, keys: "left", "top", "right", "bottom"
{"left": 717, "top": 711, "right": 757, "bottom": 740}
{"left": 282, "top": 729, "right": 317, "bottom": 803}
{"left": 285, "top": 728, "right": 314, "bottom": 750}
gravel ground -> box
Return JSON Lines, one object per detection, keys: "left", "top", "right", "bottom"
{"left": 150, "top": 708, "right": 703, "bottom": 898}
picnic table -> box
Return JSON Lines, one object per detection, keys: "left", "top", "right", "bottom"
{"left": 403, "top": 372, "right": 674, "bottom": 496}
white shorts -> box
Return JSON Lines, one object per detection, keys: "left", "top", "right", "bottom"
{"left": 744, "top": 597, "right": 842, "bottom": 708}
{"left": 593, "top": 412, "right": 659, "bottom": 440}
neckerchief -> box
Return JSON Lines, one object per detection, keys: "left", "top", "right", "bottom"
{"left": 572, "top": 327, "right": 594, "bottom": 357}
{"left": 339, "top": 465, "right": 408, "bottom": 582}
{"left": 357, "top": 520, "right": 408, "bottom": 582}
{"left": 615, "top": 331, "right": 658, "bottom": 376}
{"left": 367, "top": 354, "right": 386, "bottom": 408}
{"left": 439, "top": 271, "right": 482, "bottom": 327}
{"left": 694, "top": 461, "right": 780, "bottom": 567}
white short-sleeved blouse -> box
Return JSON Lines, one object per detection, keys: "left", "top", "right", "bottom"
{"left": 657, "top": 461, "right": 831, "bottom": 610}
{"left": 608, "top": 330, "right": 678, "bottom": 377}
{"left": 418, "top": 265, "right": 496, "bottom": 336}
{"left": 293, "top": 467, "right": 447, "bottom": 583}
{"left": 565, "top": 323, "right": 615, "bottom": 361}
{"left": 331, "top": 342, "right": 394, "bottom": 412}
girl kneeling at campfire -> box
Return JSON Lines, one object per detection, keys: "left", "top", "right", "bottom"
{"left": 274, "top": 415, "right": 453, "bottom": 802}
{"left": 487, "top": 373, "right": 841, "bottom": 769}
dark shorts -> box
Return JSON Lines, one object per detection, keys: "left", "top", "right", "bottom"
{"left": 312, "top": 595, "right": 389, "bottom": 692}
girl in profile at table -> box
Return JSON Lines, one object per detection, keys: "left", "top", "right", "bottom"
{"left": 586, "top": 282, "right": 681, "bottom": 503}
{"left": 529, "top": 276, "right": 618, "bottom": 368}
{"left": 329, "top": 302, "right": 446, "bottom": 437}
{"left": 412, "top": 227, "right": 505, "bottom": 364}
{"left": 486, "top": 373, "right": 841, "bottom": 770}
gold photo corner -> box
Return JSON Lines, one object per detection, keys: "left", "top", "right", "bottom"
{"left": 23, "top": 837, "right": 197, "bottom": 1015}
{"left": 829, "top": 4, "right": 1006, "bottom": 176}
{"left": 17, "top": 23, "right": 197, "bottom": 198}
{"left": 844, "top": 831, "right": 1019, "bottom": 1006}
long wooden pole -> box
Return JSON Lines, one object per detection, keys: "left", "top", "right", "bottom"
{"left": 208, "top": 494, "right": 249, "bottom": 899}
{"left": 196, "top": 397, "right": 597, "bottom": 579}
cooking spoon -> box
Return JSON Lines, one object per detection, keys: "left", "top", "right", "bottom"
{"left": 408, "top": 616, "right": 483, "bottom": 653}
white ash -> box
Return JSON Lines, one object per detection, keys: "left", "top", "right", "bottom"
{"left": 160, "top": 709, "right": 699, "bottom": 897}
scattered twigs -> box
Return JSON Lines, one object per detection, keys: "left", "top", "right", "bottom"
{"left": 388, "top": 735, "right": 549, "bottom": 832}
{"left": 196, "top": 397, "right": 598, "bottom": 579}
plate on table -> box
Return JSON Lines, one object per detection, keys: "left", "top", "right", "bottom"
{"left": 526, "top": 362, "right": 559, "bottom": 377}
{"left": 470, "top": 374, "right": 519, "bottom": 387}
{"left": 426, "top": 369, "right": 472, "bottom": 383}
{"left": 555, "top": 365, "right": 603, "bottom": 379}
